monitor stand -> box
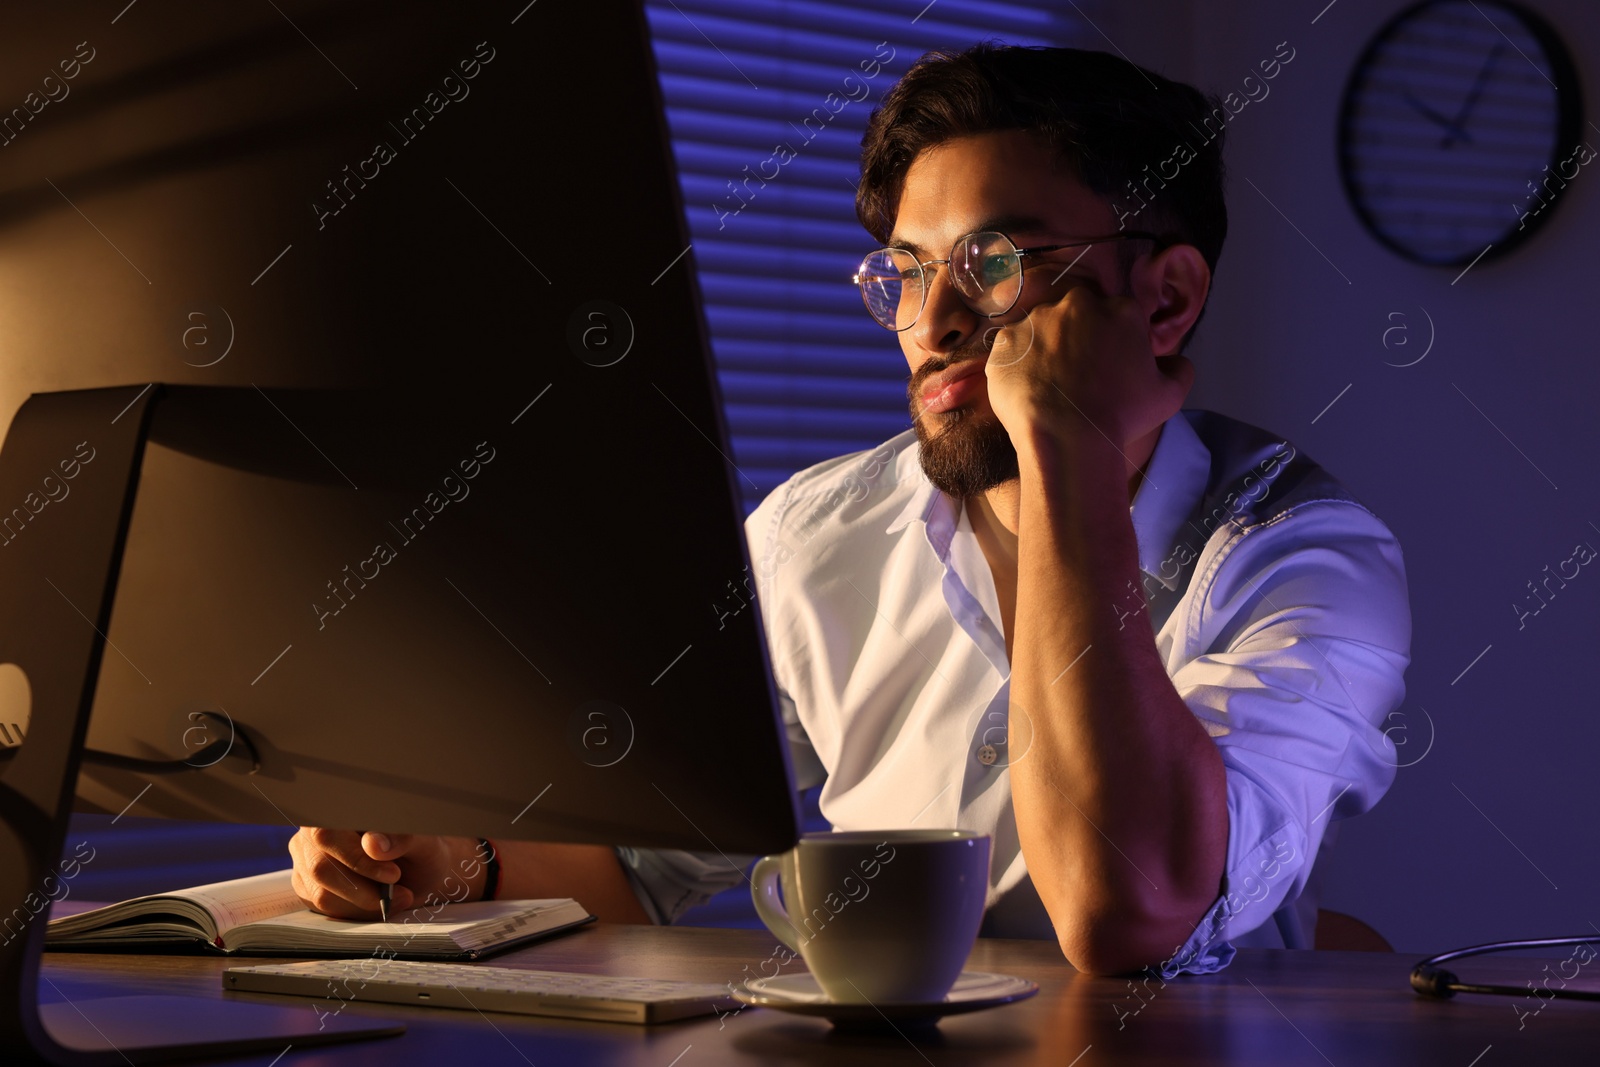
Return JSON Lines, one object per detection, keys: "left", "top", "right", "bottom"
{"left": 0, "top": 385, "right": 403, "bottom": 1064}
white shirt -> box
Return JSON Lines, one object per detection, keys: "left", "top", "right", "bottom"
{"left": 620, "top": 409, "right": 1412, "bottom": 975}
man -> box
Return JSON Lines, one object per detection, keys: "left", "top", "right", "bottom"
{"left": 289, "top": 43, "right": 1410, "bottom": 977}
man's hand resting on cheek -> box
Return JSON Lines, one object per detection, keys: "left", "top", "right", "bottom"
{"left": 289, "top": 828, "right": 484, "bottom": 919}
{"left": 984, "top": 284, "right": 1194, "bottom": 452}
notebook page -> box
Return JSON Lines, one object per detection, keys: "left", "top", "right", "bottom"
{"left": 48, "top": 868, "right": 306, "bottom": 943}
{"left": 169, "top": 870, "right": 304, "bottom": 937}
{"left": 452, "top": 900, "right": 584, "bottom": 952}
{"left": 226, "top": 898, "right": 578, "bottom": 952}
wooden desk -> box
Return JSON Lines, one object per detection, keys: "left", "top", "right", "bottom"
{"left": 37, "top": 925, "right": 1594, "bottom": 1065}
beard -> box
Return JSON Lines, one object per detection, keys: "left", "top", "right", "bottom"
{"left": 908, "top": 345, "right": 1018, "bottom": 499}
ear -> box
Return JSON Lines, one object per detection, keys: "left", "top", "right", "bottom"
{"left": 1129, "top": 243, "right": 1211, "bottom": 357}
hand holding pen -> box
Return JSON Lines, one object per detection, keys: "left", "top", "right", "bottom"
{"left": 288, "top": 828, "right": 480, "bottom": 920}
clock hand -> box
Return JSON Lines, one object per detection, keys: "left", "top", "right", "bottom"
{"left": 1443, "top": 42, "right": 1505, "bottom": 147}
{"left": 1402, "top": 89, "right": 1471, "bottom": 144}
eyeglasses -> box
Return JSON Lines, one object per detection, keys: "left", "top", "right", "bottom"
{"left": 852, "top": 230, "right": 1160, "bottom": 332}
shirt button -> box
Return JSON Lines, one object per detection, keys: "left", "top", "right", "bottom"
{"left": 976, "top": 744, "right": 998, "bottom": 766}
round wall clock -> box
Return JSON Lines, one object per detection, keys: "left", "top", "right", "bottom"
{"left": 1338, "top": 0, "right": 1583, "bottom": 266}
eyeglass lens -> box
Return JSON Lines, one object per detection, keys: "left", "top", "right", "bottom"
{"left": 857, "top": 232, "right": 1025, "bottom": 331}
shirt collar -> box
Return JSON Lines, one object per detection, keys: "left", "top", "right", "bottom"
{"left": 1130, "top": 411, "right": 1213, "bottom": 591}
{"left": 886, "top": 475, "right": 941, "bottom": 536}
{"left": 885, "top": 412, "right": 1212, "bottom": 589}
{"left": 886, "top": 468, "right": 957, "bottom": 557}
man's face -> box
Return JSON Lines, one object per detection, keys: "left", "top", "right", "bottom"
{"left": 890, "top": 129, "right": 1137, "bottom": 499}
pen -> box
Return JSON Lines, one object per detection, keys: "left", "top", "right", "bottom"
{"left": 362, "top": 829, "right": 393, "bottom": 921}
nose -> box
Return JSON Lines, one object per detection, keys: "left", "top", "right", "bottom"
{"left": 909, "top": 260, "right": 980, "bottom": 355}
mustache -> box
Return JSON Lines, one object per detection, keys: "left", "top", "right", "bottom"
{"left": 906, "top": 335, "right": 999, "bottom": 398}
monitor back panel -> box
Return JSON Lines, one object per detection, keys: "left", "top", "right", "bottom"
{"left": 0, "top": 0, "right": 799, "bottom": 854}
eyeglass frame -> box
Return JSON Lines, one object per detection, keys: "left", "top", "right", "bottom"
{"left": 851, "top": 229, "right": 1163, "bottom": 332}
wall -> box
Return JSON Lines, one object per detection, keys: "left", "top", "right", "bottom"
{"left": 1105, "top": 0, "right": 1600, "bottom": 953}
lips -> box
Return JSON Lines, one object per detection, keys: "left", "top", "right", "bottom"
{"left": 918, "top": 359, "right": 987, "bottom": 415}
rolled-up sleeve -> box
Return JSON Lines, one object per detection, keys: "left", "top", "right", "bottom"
{"left": 615, "top": 845, "right": 755, "bottom": 925}
{"left": 1154, "top": 500, "right": 1411, "bottom": 977}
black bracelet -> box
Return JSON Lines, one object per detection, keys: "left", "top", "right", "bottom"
{"left": 478, "top": 838, "right": 501, "bottom": 902}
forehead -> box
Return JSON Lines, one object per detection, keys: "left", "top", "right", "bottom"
{"left": 890, "top": 129, "right": 1114, "bottom": 253}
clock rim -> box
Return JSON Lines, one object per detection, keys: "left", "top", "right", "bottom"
{"left": 1336, "top": 0, "right": 1584, "bottom": 268}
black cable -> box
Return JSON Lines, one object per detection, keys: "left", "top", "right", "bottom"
{"left": 1411, "top": 935, "right": 1600, "bottom": 1001}
{"left": 0, "top": 712, "right": 260, "bottom": 775}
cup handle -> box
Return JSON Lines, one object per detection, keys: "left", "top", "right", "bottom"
{"left": 750, "top": 854, "right": 804, "bottom": 954}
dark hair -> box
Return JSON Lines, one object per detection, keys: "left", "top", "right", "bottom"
{"left": 857, "top": 42, "right": 1229, "bottom": 312}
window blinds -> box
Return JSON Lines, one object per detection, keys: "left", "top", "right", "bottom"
{"left": 643, "top": 0, "right": 1097, "bottom": 511}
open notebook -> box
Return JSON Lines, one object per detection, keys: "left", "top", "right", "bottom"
{"left": 45, "top": 869, "right": 594, "bottom": 960}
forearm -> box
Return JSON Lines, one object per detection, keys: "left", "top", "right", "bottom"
{"left": 1007, "top": 427, "right": 1226, "bottom": 973}
{"left": 459, "top": 838, "right": 652, "bottom": 923}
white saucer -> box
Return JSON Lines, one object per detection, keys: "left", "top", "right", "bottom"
{"left": 732, "top": 970, "right": 1038, "bottom": 1027}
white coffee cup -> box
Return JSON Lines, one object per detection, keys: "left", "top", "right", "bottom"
{"left": 750, "top": 829, "right": 991, "bottom": 1004}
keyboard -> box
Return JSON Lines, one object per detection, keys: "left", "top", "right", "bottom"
{"left": 224, "top": 958, "right": 741, "bottom": 1025}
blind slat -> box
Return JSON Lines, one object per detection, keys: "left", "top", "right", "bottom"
{"left": 645, "top": 0, "right": 1094, "bottom": 511}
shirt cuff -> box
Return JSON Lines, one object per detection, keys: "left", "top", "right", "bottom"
{"left": 1153, "top": 822, "right": 1313, "bottom": 979}
{"left": 1153, "top": 898, "right": 1239, "bottom": 979}
{"left": 614, "top": 845, "right": 753, "bottom": 925}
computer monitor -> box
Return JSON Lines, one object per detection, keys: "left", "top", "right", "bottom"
{"left": 0, "top": 0, "right": 798, "bottom": 1058}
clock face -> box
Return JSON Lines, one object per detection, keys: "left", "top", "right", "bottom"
{"left": 1339, "top": 0, "right": 1583, "bottom": 266}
